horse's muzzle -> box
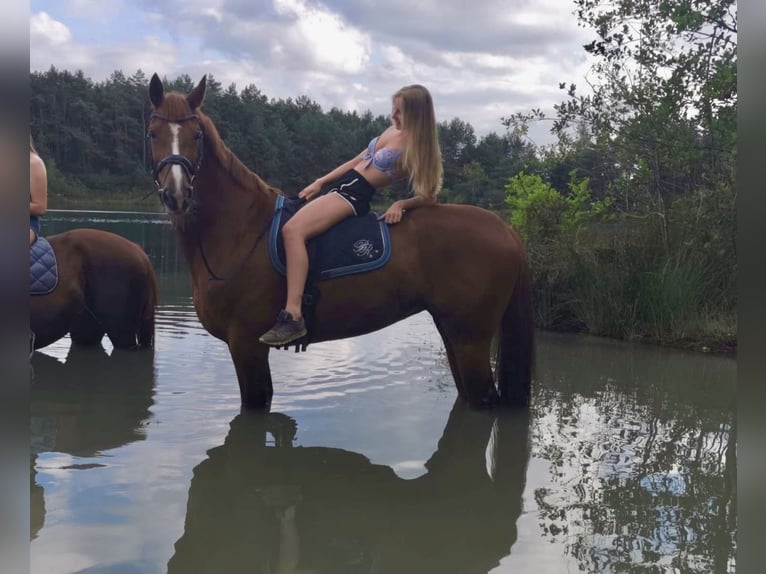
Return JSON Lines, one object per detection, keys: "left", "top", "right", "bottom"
{"left": 160, "top": 185, "right": 193, "bottom": 214}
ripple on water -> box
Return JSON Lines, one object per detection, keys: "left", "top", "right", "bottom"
{"left": 267, "top": 313, "right": 449, "bottom": 407}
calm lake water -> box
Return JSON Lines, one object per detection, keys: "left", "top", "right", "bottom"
{"left": 30, "top": 210, "right": 737, "bottom": 574}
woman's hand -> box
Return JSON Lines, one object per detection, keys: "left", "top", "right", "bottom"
{"left": 298, "top": 180, "right": 323, "bottom": 201}
{"left": 378, "top": 200, "right": 405, "bottom": 224}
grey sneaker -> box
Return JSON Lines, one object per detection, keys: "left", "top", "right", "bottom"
{"left": 259, "top": 310, "right": 307, "bottom": 346}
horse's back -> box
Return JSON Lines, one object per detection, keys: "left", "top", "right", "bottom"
{"left": 389, "top": 203, "right": 523, "bottom": 290}
{"left": 405, "top": 203, "right": 519, "bottom": 250}
{"left": 49, "top": 228, "right": 150, "bottom": 265}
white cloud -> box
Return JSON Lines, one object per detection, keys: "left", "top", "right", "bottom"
{"left": 29, "top": 0, "right": 599, "bottom": 139}
{"left": 30, "top": 11, "right": 178, "bottom": 81}
{"left": 31, "top": 12, "right": 72, "bottom": 46}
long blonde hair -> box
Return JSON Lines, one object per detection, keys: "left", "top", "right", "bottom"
{"left": 395, "top": 85, "right": 443, "bottom": 200}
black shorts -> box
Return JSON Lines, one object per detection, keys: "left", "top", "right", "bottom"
{"left": 321, "top": 169, "right": 376, "bottom": 216}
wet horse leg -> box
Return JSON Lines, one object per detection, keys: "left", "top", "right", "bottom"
{"left": 228, "top": 334, "right": 274, "bottom": 408}
{"left": 438, "top": 320, "right": 499, "bottom": 408}
{"left": 70, "top": 307, "right": 107, "bottom": 346}
{"left": 432, "top": 316, "right": 467, "bottom": 398}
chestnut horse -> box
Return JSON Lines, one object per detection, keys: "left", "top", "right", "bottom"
{"left": 30, "top": 229, "right": 158, "bottom": 351}
{"left": 147, "top": 73, "right": 534, "bottom": 409}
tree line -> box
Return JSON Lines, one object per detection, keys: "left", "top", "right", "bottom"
{"left": 29, "top": 67, "right": 534, "bottom": 211}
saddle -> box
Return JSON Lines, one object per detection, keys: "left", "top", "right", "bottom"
{"left": 268, "top": 195, "right": 391, "bottom": 281}
{"left": 30, "top": 237, "right": 59, "bottom": 295}
{"left": 267, "top": 195, "right": 392, "bottom": 351}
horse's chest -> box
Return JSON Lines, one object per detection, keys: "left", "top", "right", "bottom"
{"left": 192, "top": 286, "right": 228, "bottom": 339}
{"left": 192, "top": 283, "right": 249, "bottom": 340}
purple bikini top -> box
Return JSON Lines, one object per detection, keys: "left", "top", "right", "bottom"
{"left": 362, "top": 136, "right": 402, "bottom": 180}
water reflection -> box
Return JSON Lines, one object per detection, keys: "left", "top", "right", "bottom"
{"left": 30, "top": 212, "right": 737, "bottom": 573}
{"left": 168, "top": 400, "right": 530, "bottom": 574}
{"left": 30, "top": 346, "right": 156, "bottom": 541}
{"left": 528, "top": 334, "right": 736, "bottom": 573}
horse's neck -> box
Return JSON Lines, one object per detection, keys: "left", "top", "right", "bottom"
{"left": 175, "top": 158, "right": 276, "bottom": 275}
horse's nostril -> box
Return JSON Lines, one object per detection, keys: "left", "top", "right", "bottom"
{"left": 163, "top": 189, "right": 178, "bottom": 212}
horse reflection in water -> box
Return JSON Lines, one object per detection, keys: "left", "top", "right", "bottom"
{"left": 30, "top": 346, "right": 156, "bottom": 540}
{"left": 168, "top": 401, "right": 530, "bottom": 574}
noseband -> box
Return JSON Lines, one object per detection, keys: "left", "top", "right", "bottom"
{"left": 148, "top": 111, "right": 204, "bottom": 196}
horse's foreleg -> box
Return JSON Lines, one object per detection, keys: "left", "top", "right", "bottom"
{"left": 228, "top": 335, "right": 274, "bottom": 409}
{"left": 70, "top": 308, "right": 107, "bottom": 347}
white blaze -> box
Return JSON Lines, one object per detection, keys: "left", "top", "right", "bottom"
{"left": 169, "top": 123, "right": 183, "bottom": 190}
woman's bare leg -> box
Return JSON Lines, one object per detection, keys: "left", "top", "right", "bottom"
{"left": 281, "top": 194, "right": 354, "bottom": 320}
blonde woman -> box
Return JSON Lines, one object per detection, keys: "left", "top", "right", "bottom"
{"left": 30, "top": 135, "right": 48, "bottom": 245}
{"left": 260, "top": 84, "right": 444, "bottom": 346}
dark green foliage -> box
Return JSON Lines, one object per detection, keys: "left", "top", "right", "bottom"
{"left": 31, "top": 68, "right": 529, "bottom": 206}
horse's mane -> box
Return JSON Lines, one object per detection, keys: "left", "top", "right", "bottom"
{"left": 163, "top": 93, "right": 282, "bottom": 197}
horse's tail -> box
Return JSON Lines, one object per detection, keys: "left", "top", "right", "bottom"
{"left": 495, "top": 243, "right": 535, "bottom": 407}
{"left": 137, "top": 258, "right": 158, "bottom": 349}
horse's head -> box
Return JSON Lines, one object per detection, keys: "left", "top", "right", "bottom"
{"left": 148, "top": 73, "right": 207, "bottom": 215}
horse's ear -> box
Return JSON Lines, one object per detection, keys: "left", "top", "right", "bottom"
{"left": 149, "top": 73, "right": 164, "bottom": 107}
{"left": 187, "top": 75, "right": 207, "bottom": 110}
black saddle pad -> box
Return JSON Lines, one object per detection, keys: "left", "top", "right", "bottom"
{"left": 268, "top": 195, "right": 391, "bottom": 280}
{"left": 30, "top": 237, "right": 58, "bottom": 295}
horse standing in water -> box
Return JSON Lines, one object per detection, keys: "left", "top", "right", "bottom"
{"left": 30, "top": 229, "right": 158, "bottom": 351}
{"left": 147, "top": 73, "right": 534, "bottom": 409}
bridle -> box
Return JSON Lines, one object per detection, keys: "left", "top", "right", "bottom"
{"left": 148, "top": 111, "right": 204, "bottom": 197}
{"left": 147, "top": 109, "right": 273, "bottom": 282}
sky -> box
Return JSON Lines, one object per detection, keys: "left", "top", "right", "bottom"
{"left": 29, "top": 0, "right": 596, "bottom": 143}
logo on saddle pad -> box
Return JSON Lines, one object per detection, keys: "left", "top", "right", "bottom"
{"left": 352, "top": 239, "right": 376, "bottom": 259}
{"left": 269, "top": 195, "right": 391, "bottom": 281}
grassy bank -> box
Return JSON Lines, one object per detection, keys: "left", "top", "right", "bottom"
{"left": 525, "top": 226, "right": 736, "bottom": 357}
{"left": 49, "top": 192, "right": 163, "bottom": 212}
{"left": 46, "top": 160, "right": 163, "bottom": 212}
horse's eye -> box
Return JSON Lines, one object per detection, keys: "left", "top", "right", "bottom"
{"left": 147, "top": 130, "right": 157, "bottom": 139}
{"left": 195, "top": 131, "right": 203, "bottom": 140}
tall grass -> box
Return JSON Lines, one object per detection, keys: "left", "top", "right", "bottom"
{"left": 526, "top": 219, "right": 735, "bottom": 351}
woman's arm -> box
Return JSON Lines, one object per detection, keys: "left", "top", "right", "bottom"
{"left": 30, "top": 154, "right": 48, "bottom": 216}
{"left": 378, "top": 194, "right": 436, "bottom": 224}
{"left": 299, "top": 149, "right": 367, "bottom": 200}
